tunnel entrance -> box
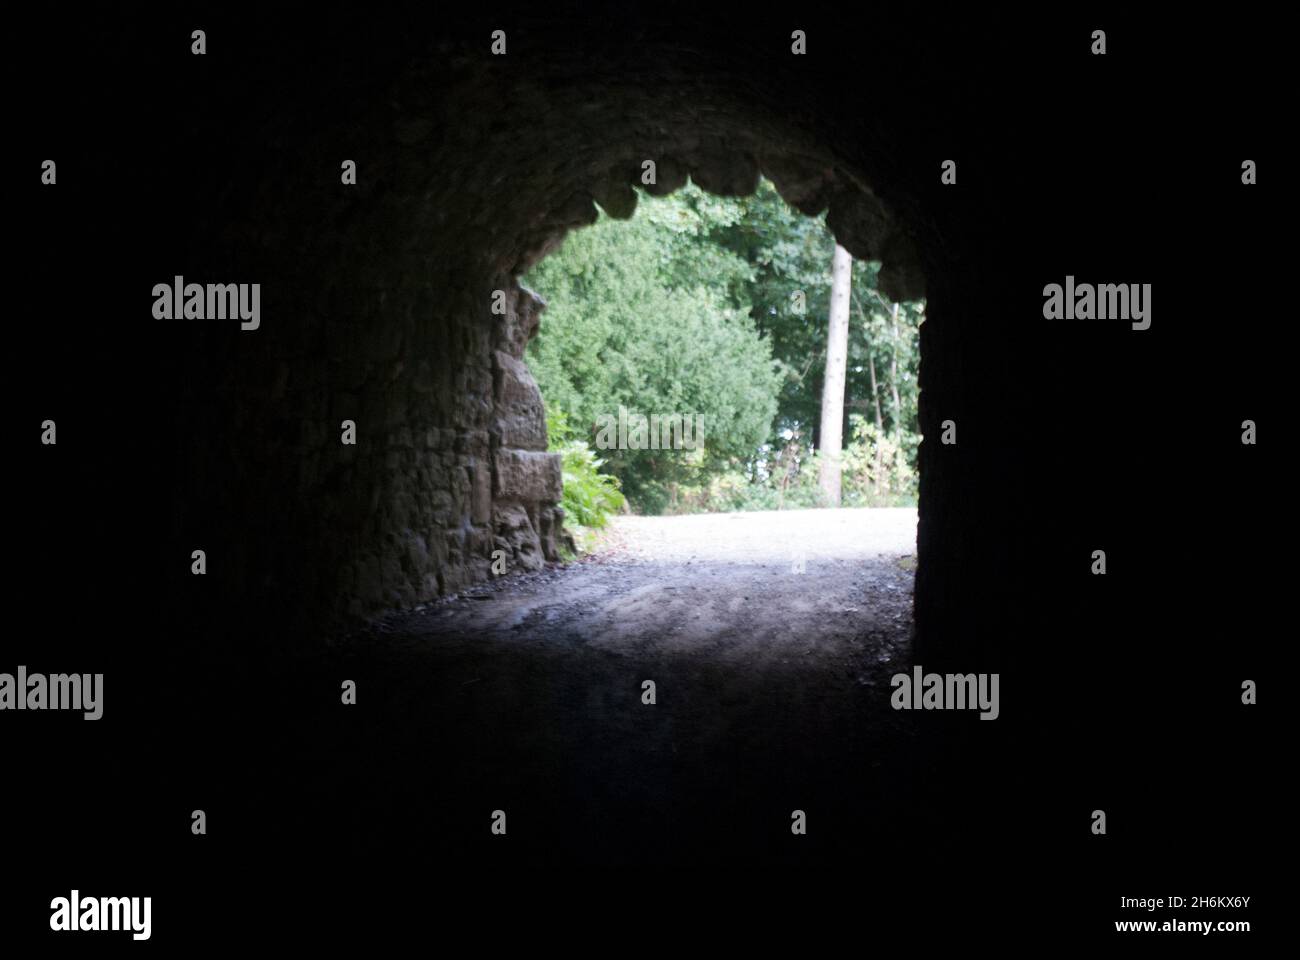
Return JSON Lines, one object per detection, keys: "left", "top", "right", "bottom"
{"left": 171, "top": 55, "right": 935, "bottom": 645}
{"left": 188, "top": 59, "right": 946, "bottom": 863}
{"left": 162, "top": 20, "right": 983, "bottom": 866}
{"left": 416, "top": 147, "right": 927, "bottom": 627}
{"left": 293, "top": 168, "right": 932, "bottom": 864}
{"left": 18, "top": 3, "right": 1275, "bottom": 926}
{"left": 479, "top": 171, "right": 926, "bottom": 675}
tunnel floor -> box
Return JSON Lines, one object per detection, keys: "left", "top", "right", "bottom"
{"left": 221, "top": 509, "right": 953, "bottom": 866}
{"left": 418, "top": 507, "right": 918, "bottom": 664}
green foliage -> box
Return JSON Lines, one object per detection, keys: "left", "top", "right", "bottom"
{"left": 839, "top": 415, "right": 919, "bottom": 506}
{"left": 524, "top": 177, "right": 924, "bottom": 516}
{"left": 706, "top": 178, "right": 836, "bottom": 436}
{"left": 661, "top": 416, "right": 918, "bottom": 513}
{"left": 707, "top": 180, "right": 924, "bottom": 458}
{"left": 525, "top": 183, "right": 782, "bottom": 509}
{"left": 546, "top": 410, "right": 624, "bottom": 551}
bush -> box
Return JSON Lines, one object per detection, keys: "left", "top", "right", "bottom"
{"left": 548, "top": 411, "right": 625, "bottom": 552}
{"left": 624, "top": 416, "right": 920, "bottom": 514}
{"left": 840, "top": 415, "right": 918, "bottom": 507}
{"left": 523, "top": 184, "right": 782, "bottom": 510}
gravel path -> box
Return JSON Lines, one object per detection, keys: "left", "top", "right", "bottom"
{"left": 237, "top": 508, "right": 923, "bottom": 865}
{"left": 595, "top": 506, "right": 918, "bottom": 564}
{"left": 385, "top": 506, "right": 919, "bottom": 666}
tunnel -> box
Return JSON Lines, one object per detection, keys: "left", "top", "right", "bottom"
{"left": 13, "top": 3, "right": 1277, "bottom": 940}
{"left": 156, "top": 10, "right": 992, "bottom": 664}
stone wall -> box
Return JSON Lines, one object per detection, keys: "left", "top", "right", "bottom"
{"left": 167, "top": 19, "right": 932, "bottom": 646}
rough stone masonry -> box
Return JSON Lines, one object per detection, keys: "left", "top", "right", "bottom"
{"left": 169, "top": 31, "right": 926, "bottom": 640}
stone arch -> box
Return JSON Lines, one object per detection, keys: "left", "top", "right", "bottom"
{"left": 173, "top": 17, "right": 964, "bottom": 660}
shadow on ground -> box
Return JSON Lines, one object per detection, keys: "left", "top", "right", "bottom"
{"left": 180, "top": 508, "right": 1019, "bottom": 868}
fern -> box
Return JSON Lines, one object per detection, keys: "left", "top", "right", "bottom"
{"left": 547, "top": 410, "right": 624, "bottom": 546}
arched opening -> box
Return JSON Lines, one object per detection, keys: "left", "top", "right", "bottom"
{"left": 487, "top": 174, "right": 927, "bottom": 677}
{"left": 168, "top": 31, "right": 947, "bottom": 656}
{"left": 17, "top": 4, "right": 1275, "bottom": 927}
{"left": 147, "top": 20, "right": 977, "bottom": 867}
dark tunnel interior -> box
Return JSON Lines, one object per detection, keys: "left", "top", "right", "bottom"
{"left": 9, "top": 2, "right": 1281, "bottom": 942}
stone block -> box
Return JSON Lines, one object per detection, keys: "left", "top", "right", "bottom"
{"left": 493, "top": 448, "right": 562, "bottom": 501}
{"left": 492, "top": 351, "right": 547, "bottom": 450}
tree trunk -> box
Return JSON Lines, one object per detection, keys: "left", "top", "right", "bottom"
{"left": 818, "top": 244, "right": 852, "bottom": 507}
{"left": 889, "top": 301, "right": 902, "bottom": 442}
{"left": 867, "top": 350, "right": 884, "bottom": 496}
{"left": 867, "top": 350, "right": 884, "bottom": 431}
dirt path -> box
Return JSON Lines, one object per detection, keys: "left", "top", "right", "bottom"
{"left": 232, "top": 508, "right": 926, "bottom": 866}
{"left": 403, "top": 507, "right": 918, "bottom": 667}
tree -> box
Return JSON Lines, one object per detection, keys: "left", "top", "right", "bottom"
{"left": 524, "top": 184, "right": 783, "bottom": 513}
{"left": 709, "top": 179, "right": 835, "bottom": 447}
{"left": 524, "top": 177, "right": 926, "bottom": 514}
{"left": 818, "top": 244, "right": 852, "bottom": 506}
